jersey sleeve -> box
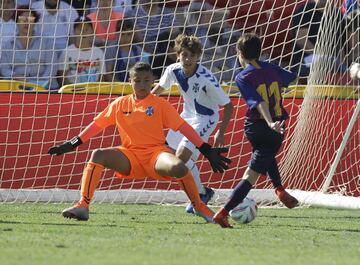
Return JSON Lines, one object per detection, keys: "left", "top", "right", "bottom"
{"left": 158, "top": 65, "right": 176, "bottom": 90}
{"left": 93, "top": 99, "right": 118, "bottom": 128}
{"left": 159, "top": 97, "right": 185, "bottom": 131}
{"left": 206, "top": 76, "right": 231, "bottom": 106}
{"left": 276, "top": 66, "right": 297, "bottom": 87}
{"left": 235, "top": 74, "right": 264, "bottom": 110}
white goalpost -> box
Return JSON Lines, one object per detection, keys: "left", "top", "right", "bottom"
{"left": 0, "top": 0, "right": 359, "bottom": 209}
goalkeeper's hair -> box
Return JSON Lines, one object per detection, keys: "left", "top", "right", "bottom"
{"left": 174, "top": 34, "right": 203, "bottom": 56}
{"left": 236, "top": 33, "right": 262, "bottom": 60}
{"left": 129, "top": 62, "right": 153, "bottom": 77}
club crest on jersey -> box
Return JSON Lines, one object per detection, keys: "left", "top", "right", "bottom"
{"left": 145, "top": 106, "right": 154, "bottom": 116}
{"left": 192, "top": 83, "right": 200, "bottom": 93}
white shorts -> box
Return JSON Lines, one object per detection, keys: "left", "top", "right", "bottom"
{"left": 166, "top": 112, "right": 219, "bottom": 161}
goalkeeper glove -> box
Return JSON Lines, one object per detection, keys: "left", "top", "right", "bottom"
{"left": 198, "top": 143, "right": 231, "bottom": 173}
{"left": 48, "top": 136, "right": 83, "bottom": 156}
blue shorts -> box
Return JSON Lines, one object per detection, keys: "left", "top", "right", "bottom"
{"left": 244, "top": 119, "right": 284, "bottom": 175}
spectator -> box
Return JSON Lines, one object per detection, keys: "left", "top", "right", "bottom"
{"left": 0, "top": 0, "right": 16, "bottom": 51}
{"left": 63, "top": 0, "right": 91, "bottom": 16}
{"left": 16, "top": 0, "right": 33, "bottom": 6}
{"left": 57, "top": 16, "right": 108, "bottom": 86}
{"left": 87, "top": 0, "right": 124, "bottom": 47}
{"left": 0, "top": 8, "right": 57, "bottom": 89}
{"left": 151, "top": 31, "right": 177, "bottom": 79}
{"left": 184, "top": 1, "right": 238, "bottom": 83}
{"left": 31, "top": 0, "right": 79, "bottom": 51}
{"left": 125, "top": 0, "right": 181, "bottom": 53}
{"left": 290, "top": 0, "right": 346, "bottom": 79}
{"left": 90, "top": 0, "right": 133, "bottom": 13}
{"left": 106, "top": 19, "right": 150, "bottom": 82}
{"left": 184, "top": 1, "right": 221, "bottom": 46}
{"left": 341, "top": 0, "right": 359, "bottom": 16}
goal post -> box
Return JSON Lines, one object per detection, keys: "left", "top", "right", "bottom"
{"left": 1, "top": 0, "right": 359, "bottom": 208}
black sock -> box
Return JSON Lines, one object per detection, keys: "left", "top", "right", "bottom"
{"left": 224, "top": 179, "right": 252, "bottom": 212}
{"left": 267, "top": 158, "right": 282, "bottom": 188}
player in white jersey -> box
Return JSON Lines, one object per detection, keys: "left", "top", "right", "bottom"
{"left": 152, "top": 34, "right": 233, "bottom": 213}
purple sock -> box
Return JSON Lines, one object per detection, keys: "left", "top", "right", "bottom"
{"left": 224, "top": 179, "right": 252, "bottom": 212}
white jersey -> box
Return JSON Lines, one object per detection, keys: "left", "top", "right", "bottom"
{"left": 59, "top": 44, "right": 106, "bottom": 84}
{"left": 31, "top": 1, "right": 78, "bottom": 49}
{"left": 159, "top": 63, "right": 230, "bottom": 117}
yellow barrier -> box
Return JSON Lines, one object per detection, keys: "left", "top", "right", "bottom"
{"left": 58, "top": 82, "right": 359, "bottom": 99}
{"left": 59, "top": 82, "right": 182, "bottom": 95}
{"left": 284, "top": 85, "right": 360, "bottom": 99}
{"left": 0, "top": 80, "right": 47, "bottom": 92}
{"left": 59, "top": 82, "right": 239, "bottom": 96}
{"left": 58, "top": 82, "right": 131, "bottom": 94}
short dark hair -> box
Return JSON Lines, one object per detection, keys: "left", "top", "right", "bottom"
{"left": 129, "top": 62, "right": 153, "bottom": 78}
{"left": 174, "top": 34, "right": 203, "bottom": 55}
{"left": 236, "top": 33, "right": 262, "bottom": 60}
{"left": 15, "top": 6, "right": 40, "bottom": 23}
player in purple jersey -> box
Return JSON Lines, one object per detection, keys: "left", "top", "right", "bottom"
{"left": 213, "top": 33, "right": 299, "bottom": 228}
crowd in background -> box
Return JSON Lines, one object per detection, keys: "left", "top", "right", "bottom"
{"left": 0, "top": 0, "right": 359, "bottom": 90}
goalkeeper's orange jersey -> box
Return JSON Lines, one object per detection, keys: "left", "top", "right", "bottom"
{"left": 94, "top": 93, "right": 185, "bottom": 153}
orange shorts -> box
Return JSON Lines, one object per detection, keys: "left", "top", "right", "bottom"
{"left": 115, "top": 146, "right": 173, "bottom": 181}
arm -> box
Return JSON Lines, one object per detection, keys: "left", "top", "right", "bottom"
{"left": 256, "top": 102, "right": 284, "bottom": 134}
{"left": 214, "top": 101, "right": 233, "bottom": 147}
{"left": 152, "top": 66, "right": 174, "bottom": 94}
{"left": 151, "top": 84, "right": 166, "bottom": 95}
{"left": 39, "top": 39, "right": 54, "bottom": 81}
{"left": 0, "top": 44, "right": 14, "bottom": 78}
{"left": 48, "top": 121, "right": 104, "bottom": 155}
{"left": 57, "top": 51, "right": 71, "bottom": 86}
{"left": 178, "top": 122, "right": 231, "bottom": 173}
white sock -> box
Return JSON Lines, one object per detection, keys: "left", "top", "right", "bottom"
{"left": 185, "top": 159, "right": 206, "bottom": 195}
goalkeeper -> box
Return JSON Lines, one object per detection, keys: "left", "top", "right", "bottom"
{"left": 213, "top": 33, "right": 299, "bottom": 228}
{"left": 48, "top": 62, "right": 231, "bottom": 226}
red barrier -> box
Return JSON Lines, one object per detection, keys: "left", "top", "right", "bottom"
{"left": 0, "top": 93, "right": 358, "bottom": 195}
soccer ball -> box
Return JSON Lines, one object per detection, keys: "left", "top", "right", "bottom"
{"left": 229, "top": 197, "right": 257, "bottom": 224}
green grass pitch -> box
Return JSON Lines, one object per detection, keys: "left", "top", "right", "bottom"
{"left": 1, "top": 203, "right": 359, "bottom": 265}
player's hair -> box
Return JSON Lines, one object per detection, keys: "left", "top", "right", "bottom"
{"left": 15, "top": 6, "right": 40, "bottom": 23}
{"left": 236, "top": 33, "right": 262, "bottom": 60}
{"left": 129, "top": 62, "right": 153, "bottom": 78}
{"left": 174, "top": 34, "right": 203, "bottom": 55}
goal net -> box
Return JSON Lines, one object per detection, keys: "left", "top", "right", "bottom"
{"left": 0, "top": 0, "right": 359, "bottom": 208}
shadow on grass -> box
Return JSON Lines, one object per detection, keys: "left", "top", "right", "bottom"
{"left": 261, "top": 214, "right": 360, "bottom": 220}
{"left": 0, "top": 219, "right": 121, "bottom": 227}
{"left": 0, "top": 218, "right": 202, "bottom": 227}
{"left": 251, "top": 222, "right": 360, "bottom": 233}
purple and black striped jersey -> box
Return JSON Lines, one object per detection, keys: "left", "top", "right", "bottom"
{"left": 235, "top": 60, "right": 296, "bottom": 121}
